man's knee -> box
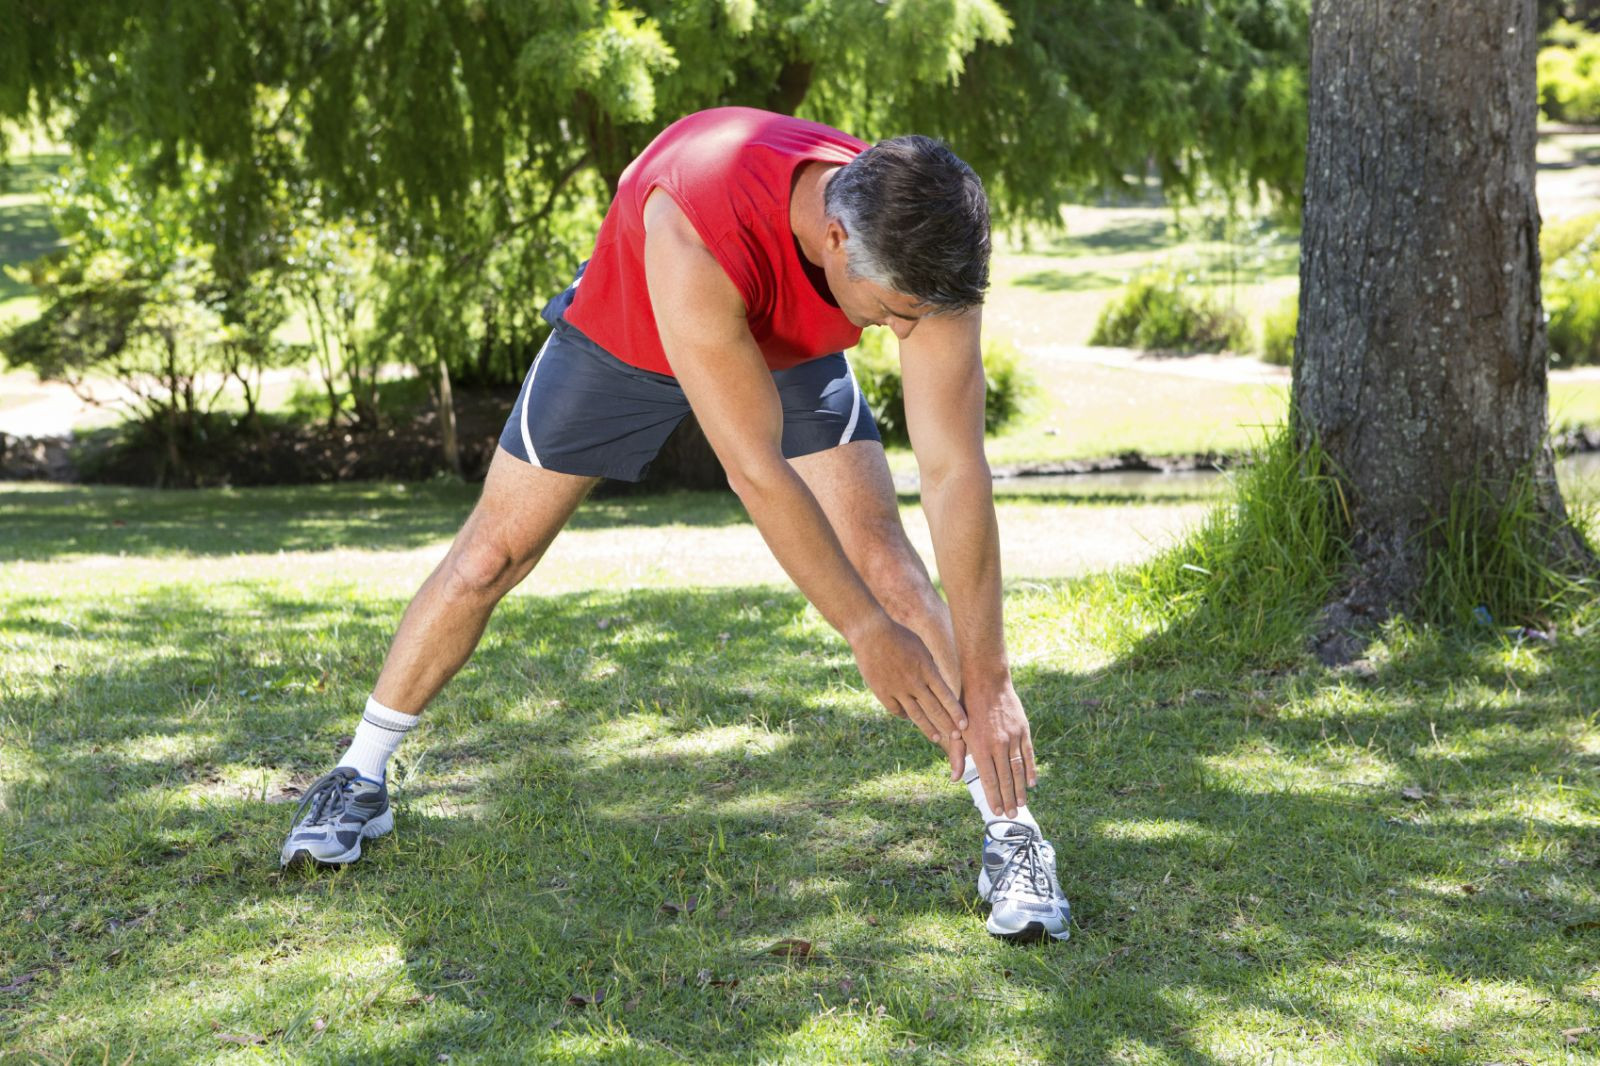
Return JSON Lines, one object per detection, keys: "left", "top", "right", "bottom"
{"left": 440, "top": 539, "right": 528, "bottom": 602}
{"left": 856, "top": 521, "right": 937, "bottom": 613}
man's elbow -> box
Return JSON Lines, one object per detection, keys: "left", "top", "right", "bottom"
{"left": 723, "top": 451, "right": 793, "bottom": 508}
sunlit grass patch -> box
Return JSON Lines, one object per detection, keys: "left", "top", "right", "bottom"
{"left": 4, "top": 476, "right": 1600, "bottom": 1063}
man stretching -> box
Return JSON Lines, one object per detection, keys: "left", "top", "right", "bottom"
{"left": 280, "top": 107, "right": 1071, "bottom": 942}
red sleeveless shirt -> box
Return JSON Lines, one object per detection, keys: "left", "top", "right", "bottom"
{"left": 563, "top": 107, "right": 869, "bottom": 377}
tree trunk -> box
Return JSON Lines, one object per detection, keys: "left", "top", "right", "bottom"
{"left": 437, "top": 357, "right": 461, "bottom": 477}
{"left": 1296, "top": 0, "right": 1591, "bottom": 661}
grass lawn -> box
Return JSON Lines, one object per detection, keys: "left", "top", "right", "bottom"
{"left": 3, "top": 481, "right": 1599, "bottom": 1064}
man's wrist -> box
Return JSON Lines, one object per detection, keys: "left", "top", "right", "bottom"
{"left": 843, "top": 606, "right": 894, "bottom": 649}
{"left": 960, "top": 664, "right": 1013, "bottom": 703}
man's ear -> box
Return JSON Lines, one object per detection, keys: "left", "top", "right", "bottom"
{"left": 823, "top": 218, "right": 849, "bottom": 255}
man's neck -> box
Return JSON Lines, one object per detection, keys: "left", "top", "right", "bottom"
{"left": 789, "top": 161, "right": 838, "bottom": 268}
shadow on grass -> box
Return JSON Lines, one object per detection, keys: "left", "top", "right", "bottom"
{"left": 0, "top": 198, "right": 61, "bottom": 301}
{"left": 1034, "top": 217, "right": 1174, "bottom": 256}
{"left": 6, "top": 569, "right": 1600, "bottom": 1061}
{"left": 1012, "top": 267, "right": 1125, "bottom": 292}
{"left": 0, "top": 152, "right": 67, "bottom": 196}
{"left": 2, "top": 481, "right": 1207, "bottom": 562}
{"left": 0, "top": 482, "right": 764, "bottom": 561}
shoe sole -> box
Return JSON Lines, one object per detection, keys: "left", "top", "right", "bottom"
{"left": 977, "top": 868, "right": 1071, "bottom": 942}
{"left": 280, "top": 808, "right": 394, "bottom": 870}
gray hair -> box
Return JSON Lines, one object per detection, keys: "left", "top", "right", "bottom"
{"left": 823, "top": 135, "right": 990, "bottom": 312}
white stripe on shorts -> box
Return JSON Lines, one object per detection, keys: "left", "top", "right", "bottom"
{"left": 839, "top": 364, "right": 863, "bottom": 446}
{"left": 518, "top": 333, "right": 554, "bottom": 467}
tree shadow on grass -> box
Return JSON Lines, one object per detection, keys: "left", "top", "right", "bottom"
{"left": 5, "top": 579, "right": 1600, "bottom": 1062}
{"left": 0, "top": 482, "right": 757, "bottom": 562}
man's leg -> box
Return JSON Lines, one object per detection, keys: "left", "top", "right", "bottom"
{"left": 788, "top": 440, "right": 1069, "bottom": 941}
{"left": 371, "top": 447, "right": 598, "bottom": 714}
{"left": 282, "top": 447, "right": 596, "bottom": 869}
{"left": 788, "top": 440, "right": 960, "bottom": 687}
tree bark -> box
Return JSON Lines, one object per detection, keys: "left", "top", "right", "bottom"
{"left": 437, "top": 357, "right": 461, "bottom": 477}
{"left": 1296, "top": 0, "right": 1591, "bottom": 661}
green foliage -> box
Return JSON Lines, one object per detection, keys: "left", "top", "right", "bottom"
{"left": 849, "top": 326, "right": 1033, "bottom": 448}
{"left": 1121, "top": 427, "right": 1348, "bottom": 666}
{"left": 1420, "top": 464, "right": 1597, "bottom": 627}
{"left": 0, "top": 150, "right": 294, "bottom": 484}
{"left": 1089, "top": 269, "right": 1252, "bottom": 353}
{"left": 1543, "top": 218, "right": 1600, "bottom": 365}
{"left": 1540, "top": 210, "right": 1600, "bottom": 263}
{"left": 1539, "top": 20, "right": 1600, "bottom": 121}
{"left": 1260, "top": 293, "right": 1298, "bottom": 365}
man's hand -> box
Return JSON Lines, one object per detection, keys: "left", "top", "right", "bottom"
{"left": 848, "top": 612, "right": 968, "bottom": 772}
{"left": 960, "top": 678, "right": 1036, "bottom": 819}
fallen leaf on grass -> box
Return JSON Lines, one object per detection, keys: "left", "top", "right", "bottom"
{"left": 1460, "top": 883, "right": 1479, "bottom": 895}
{"left": 404, "top": 993, "right": 436, "bottom": 1007}
{"left": 1400, "top": 786, "right": 1428, "bottom": 802}
{"left": 763, "top": 938, "right": 814, "bottom": 961}
{"left": 566, "top": 989, "right": 605, "bottom": 1008}
{"left": 659, "top": 897, "right": 698, "bottom": 916}
{"left": 1565, "top": 1027, "right": 1596, "bottom": 1044}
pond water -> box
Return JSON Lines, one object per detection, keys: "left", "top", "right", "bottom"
{"left": 988, "top": 450, "right": 1600, "bottom": 504}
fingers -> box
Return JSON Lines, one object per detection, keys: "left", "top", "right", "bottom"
{"left": 915, "top": 684, "right": 963, "bottom": 744}
{"left": 992, "top": 750, "right": 1019, "bottom": 818}
{"left": 946, "top": 733, "right": 967, "bottom": 781}
{"left": 891, "top": 696, "right": 942, "bottom": 748}
{"left": 977, "top": 756, "right": 1005, "bottom": 820}
{"left": 925, "top": 671, "right": 968, "bottom": 733}
{"left": 1006, "top": 749, "right": 1028, "bottom": 813}
{"left": 1021, "top": 727, "right": 1038, "bottom": 789}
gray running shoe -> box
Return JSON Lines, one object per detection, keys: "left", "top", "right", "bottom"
{"left": 977, "top": 820, "right": 1071, "bottom": 942}
{"left": 279, "top": 767, "right": 393, "bottom": 869}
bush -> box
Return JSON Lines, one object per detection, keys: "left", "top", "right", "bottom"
{"left": 1540, "top": 212, "right": 1600, "bottom": 264}
{"left": 1089, "top": 269, "right": 1251, "bottom": 354}
{"left": 1543, "top": 218, "right": 1600, "bottom": 365}
{"left": 1259, "top": 294, "right": 1298, "bottom": 366}
{"left": 1539, "top": 21, "right": 1600, "bottom": 123}
{"left": 848, "top": 327, "right": 1033, "bottom": 447}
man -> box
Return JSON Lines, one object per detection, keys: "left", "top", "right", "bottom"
{"left": 280, "top": 107, "right": 1071, "bottom": 943}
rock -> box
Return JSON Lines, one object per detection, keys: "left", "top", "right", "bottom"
{"left": 0, "top": 433, "right": 77, "bottom": 482}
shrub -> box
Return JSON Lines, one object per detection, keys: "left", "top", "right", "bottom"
{"left": 1089, "top": 269, "right": 1251, "bottom": 354}
{"left": 849, "top": 327, "right": 1033, "bottom": 447}
{"left": 1260, "top": 294, "right": 1298, "bottom": 366}
{"left": 1540, "top": 212, "right": 1600, "bottom": 264}
{"left": 1543, "top": 220, "right": 1600, "bottom": 365}
{"left": 1538, "top": 21, "right": 1600, "bottom": 123}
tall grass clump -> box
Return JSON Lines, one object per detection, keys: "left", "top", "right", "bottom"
{"left": 1089, "top": 268, "right": 1251, "bottom": 354}
{"left": 1419, "top": 464, "right": 1598, "bottom": 628}
{"left": 849, "top": 327, "right": 1034, "bottom": 446}
{"left": 1116, "top": 427, "right": 1348, "bottom": 666}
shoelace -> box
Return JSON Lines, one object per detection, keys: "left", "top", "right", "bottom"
{"left": 290, "top": 770, "right": 358, "bottom": 829}
{"left": 991, "top": 827, "right": 1056, "bottom": 903}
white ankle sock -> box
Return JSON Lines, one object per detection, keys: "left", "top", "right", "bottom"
{"left": 336, "top": 696, "right": 419, "bottom": 783}
{"left": 962, "top": 755, "right": 1041, "bottom": 833}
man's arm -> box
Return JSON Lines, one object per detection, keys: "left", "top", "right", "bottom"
{"left": 641, "top": 191, "right": 967, "bottom": 761}
{"left": 899, "top": 309, "right": 1037, "bottom": 818}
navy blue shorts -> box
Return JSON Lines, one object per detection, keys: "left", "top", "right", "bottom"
{"left": 499, "top": 276, "right": 880, "bottom": 483}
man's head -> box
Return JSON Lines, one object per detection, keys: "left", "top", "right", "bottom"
{"left": 820, "top": 134, "right": 990, "bottom": 335}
